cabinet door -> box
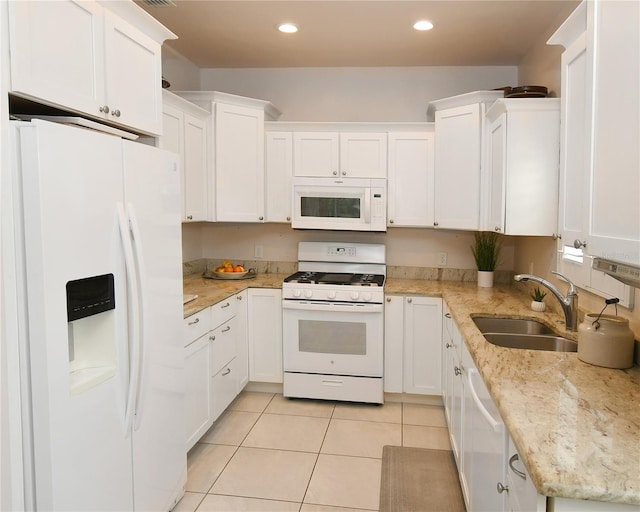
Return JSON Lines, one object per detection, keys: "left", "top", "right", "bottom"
{"left": 387, "top": 132, "right": 435, "bottom": 227}
{"left": 234, "top": 291, "right": 249, "bottom": 391}
{"left": 449, "top": 323, "right": 464, "bottom": 467}
{"left": 434, "top": 105, "right": 482, "bottom": 230}
{"left": 441, "top": 304, "right": 453, "bottom": 421}
{"left": 403, "top": 297, "right": 442, "bottom": 395}
{"left": 248, "top": 289, "right": 283, "bottom": 383}
{"left": 8, "top": 0, "right": 106, "bottom": 116}
{"left": 184, "top": 334, "right": 213, "bottom": 451}
{"left": 265, "top": 132, "right": 293, "bottom": 223}
{"left": 215, "top": 103, "right": 265, "bottom": 221}
{"left": 487, "top": 114, "right": 507, "bottom": 233}
{"left": 183, "top": 113, "right": 208, "bottom": 221}
{"left": 339, "top": 133, "right": 387, "bottom": 178}
{"left": 103, "top": 11, "right": 162, "bottom": 135}
{"left": 293, "top": 132, "right": 339, "bottom": 177}
{"left": 557, "top": 32, "right": 590, "bottom": 250}
{"left": 383, "top": 295, "right": 404, "bottom": 393}
{"left": 587, "top": 0, "right": 640, "bottom": 265}
{"left": 160, "top": 104, "right": 186, "bottom": 219}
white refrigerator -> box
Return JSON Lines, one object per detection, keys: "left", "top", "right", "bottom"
{"left": 10, "top": 119, "right": 186, "bottom": 511}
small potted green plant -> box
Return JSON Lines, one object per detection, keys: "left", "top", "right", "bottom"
{"left": 530, "top": 286, "right": 547, "bottom": 312}
{"left": 471, "top": 231, "right": 501, "bottom": 287}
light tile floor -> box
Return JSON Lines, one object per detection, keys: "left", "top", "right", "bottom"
{"left": 175, "top": 391, "right": 451, "bottom": 512}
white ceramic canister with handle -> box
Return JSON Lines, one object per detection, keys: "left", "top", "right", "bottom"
{"left": 578, "top": 314, "right": 635, "bottom": 369}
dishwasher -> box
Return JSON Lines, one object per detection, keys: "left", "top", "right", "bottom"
{"left": 464, "top": 344, "right": 508, "bottom": 512}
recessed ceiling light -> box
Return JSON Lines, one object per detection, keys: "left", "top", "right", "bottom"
{"left": 278, "top": 23, "right": 299, "bottom": 34}
{"left": 413, "top": 20, "right": 434, "bottom": 31}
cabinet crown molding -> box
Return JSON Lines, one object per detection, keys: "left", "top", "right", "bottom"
{"left": 174, "top": 91, "right": 281, "bottom": 120}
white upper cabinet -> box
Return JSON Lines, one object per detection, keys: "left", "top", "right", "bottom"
{"left": 430, "top": 92, "right": 502, "bottom": 230}
{"left": 8, "top": 0, "right": 174, "bottom": 136}
{"left": 177, "top": 92, "right": 281, "bottom": 223}
{"left": 293, "top": 131, "right": 387, "bottom": 178}
{"left": 265, "top": 132, "right": 293, "bottom": 223}
{"left": 293, "top": 132, "right": 340, "bottom": 177}
{"left": 215, "top": 102, "right": 266, "bottom": 222}
{"left": 485, "top": 99, "right": 560, "bottom": 236}
{"left": 387, "top": 130, "right": 435, "bottom": 227}
{"left": 339, "top": 133, "right": 387, "bottom": 178}
{"left": 587, "top": 0, "right": 639, "bottom": 266}
{"left": 160, "top": 91, "right": 209, "bottom": 222}
{"left": 550, "top": 0, "right": 640, "bottom": 267}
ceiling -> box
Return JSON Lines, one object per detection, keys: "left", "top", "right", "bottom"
{"left": 136, "top": 0, "right": 580, "bottom": 69}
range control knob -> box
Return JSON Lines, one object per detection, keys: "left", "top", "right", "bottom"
{"left": 350, "top": 291, "right": 360, "bottom": 300}
{"left": 293, "top": 289, "right": 302, "bottom": 298}
{"left": 327, "top": 291, "right": 337, "bottom": 300}
{"left": 363, "top": 292, "right": 372, "bottom": 302}
{"left": 304, "top": 290, "right": 313, "bottom": 299}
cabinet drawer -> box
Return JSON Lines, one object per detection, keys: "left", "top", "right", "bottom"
{"left": 212, "top": 358, "right": 238, "bottom": 421}
{"left": 211, "top": 296, "right": 237, "bottom": 329}
{"left": 183, "top": 308, "right": 211, "bottom": 346}
{"left": 210, "top": 317, "right": 237, "bottom": 373}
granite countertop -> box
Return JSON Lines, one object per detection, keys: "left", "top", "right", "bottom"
{"left": 183, "top": 274, "right": 640, "bottom": 505}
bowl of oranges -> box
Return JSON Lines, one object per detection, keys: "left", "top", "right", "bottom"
{"left": 208, "top": 260, "right": 252, "bottom": 280}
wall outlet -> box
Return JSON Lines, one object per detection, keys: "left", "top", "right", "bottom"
{"left": 438, "top": 252, "right": 448, "bottom": 266}
{"left": 254, "top": 245, "right": 264, "bottom": 258}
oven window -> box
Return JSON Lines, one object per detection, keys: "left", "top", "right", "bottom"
{"left": 298, "top": 320, "right": 366, "bottom": 355}
{"left": 300, "top": 196, "right": 361, "bottom": 219}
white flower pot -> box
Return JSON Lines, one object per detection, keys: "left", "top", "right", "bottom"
{"left": 531, "top": 300, "right": 546, "bottom": 312}
{"left": 477, "top": 271, "right": 494, "bottom": 288}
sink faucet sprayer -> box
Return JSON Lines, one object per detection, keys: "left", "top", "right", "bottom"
{"left": 513, "top": 271, "right": 579, "bottom": 331}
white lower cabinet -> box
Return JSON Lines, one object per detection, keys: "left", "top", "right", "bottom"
{"left": 247, "top": 288, "right": 283, "bottom": 383}
{"left": 183, "top": 292, "right": 247, "bottom": 450}
{"left": 383, "top": 295, "right": 442, "bottom": 395}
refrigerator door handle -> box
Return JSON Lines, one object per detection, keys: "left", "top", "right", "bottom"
{"left": 126, "top": 203, "right": 147, "bottom": 431}
{"left": 117, "top": 203, "right": 141, "bottom": 437}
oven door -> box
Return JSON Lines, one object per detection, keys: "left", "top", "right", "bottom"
{"left": 292, "top": 178, "right": 371, "bottom": 231}
{"left": 282, "top": 299, "right": 383, "bottom": 377}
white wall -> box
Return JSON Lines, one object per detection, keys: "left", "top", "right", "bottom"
{"left": 199, "top": 66, "right": 517, "bottom": 121}
{"left": 161, "top": 46, "right": 201, "bottom": 91}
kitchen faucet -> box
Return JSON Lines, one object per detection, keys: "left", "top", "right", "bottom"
{"left": 514, "top": 271, "right": 579, "bottom": 331}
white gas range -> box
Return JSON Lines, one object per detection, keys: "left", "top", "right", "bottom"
{"left": 282, "top": 242, "right": 386, "bottom": 404}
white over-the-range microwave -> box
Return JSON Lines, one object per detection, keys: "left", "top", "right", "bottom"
{"left": 291, "top": 177, "right": 387, "bottom": 231}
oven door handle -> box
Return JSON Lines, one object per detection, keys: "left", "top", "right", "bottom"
{"left": 282, "top": 300, "right": 383, "bottom": 314}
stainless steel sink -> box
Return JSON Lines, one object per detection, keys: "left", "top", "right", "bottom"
{"left": 472, "top": 316, "right": 577, "bottom": 352}
{"left": 472, "top": 316, "right": 554, "bottom": 335}
{"left": 482, "top": 333, "right": 577, "bottom": 352}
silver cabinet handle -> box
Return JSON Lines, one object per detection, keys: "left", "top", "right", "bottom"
{"left": 99, "top": 105, "right": 110, "bottom": 114}
{"left": 434, "top": 221, "right": 439, "bottom": 227}
{"left": 188, "top": 317, "right": 200, "bottom": 326}
{"left": 236, "top": 295, "right": 243, "bottom": 301}
{"left": 508, "top": 453, "right": 526, "bottom": 480}
{"left": 386, "top": 297, "right": 391, "bottom": 302}
{"left": 495, "top": 226, "right": 501, "bottom": 232}
{"left": 389, "top": 219, "right": 394, "bottom": 224}
{"left": 221, "top": 302, "right": 231, "bottom": 308}
{"left": 446, "top": 342, "right": 452, "bottom": 348}
{"left": 186, "top": 215, "right": 193, "bottom": 220}
{"left": 342, "top": 171, "right": 347, "bottom": 176}
{"left": 286, "top": 216, "right": 291, "bottom": 221}
{"left": 454, "top": 366, "right": 462, "bottom": 376}
{"left": 497, "top": 482, "right": 509, "bottom": 494}
{"left": 259, "top": 216, "right": 264, "bottom": 221}
{"left": 111, "top": 109, "right": 121, "bottom": 118}
{"left": 573, "top": 239, "right": 587, "bottom": 249}
{"left": 209, "top": 335, "right": 215, "bottom": 341}
{"left": 222, "top": 325, "right": 231, "bottom": 333}
{"left": 445, "top": 312, "right": 452, "bottom": 318}
{"left": 332, "top": 171, "right": 338, "bottom": 176}
{"left": 221, "top": 368, "right": 231, "bottom": 376}
{"left": 407, "top": 298, "right": 412, "bottom": 303}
